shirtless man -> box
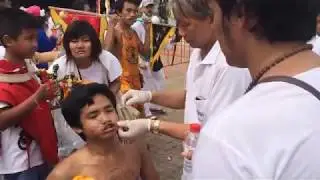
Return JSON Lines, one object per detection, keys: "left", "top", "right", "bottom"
{"left": 47, "top": 83, "right": 159, "bottom": 180}
{"left": 104, "top": 0, "right": 150, "bottom": 95}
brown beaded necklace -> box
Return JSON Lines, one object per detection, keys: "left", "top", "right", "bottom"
{"left": 245, "top": 44, "right": 313, "bottom": 93}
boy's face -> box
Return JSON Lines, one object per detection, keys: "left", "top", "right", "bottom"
{"left": 79, "top": 94, "right": 118, "bottom": 140}
{"left": 4, "top": 29, "right": 38, "bottom": 59}
{"left": 119, "top": 1, "right": 138, "bottom": 26}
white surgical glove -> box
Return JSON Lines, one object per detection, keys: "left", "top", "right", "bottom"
{"left": 121, "top": 90, "right": 152, "bottom": 106}
{"left": 117, "top": 119, "right": 151, "bottom": 139}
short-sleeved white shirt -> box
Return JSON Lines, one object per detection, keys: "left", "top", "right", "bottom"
{"left": 182, "top": 41, "right": 251, "bottom": 180}
{"left": 193, "top": 68, "right": 320, "bottom": 179}
{"left": 49, "top": 50, "right": 122, "bottom": 85}
{"left": 184, "top": 41, "right": 251, "bottom": 124}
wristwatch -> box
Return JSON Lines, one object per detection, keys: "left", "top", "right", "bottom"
{"left": 150, "top": 119, "right": 161, "bottom": 134}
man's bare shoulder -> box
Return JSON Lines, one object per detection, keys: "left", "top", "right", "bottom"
{"left": 47, "top": 148, "right": 88, "bottom": 180}
{"left": 114, "top": 25, "right": 123, "bottom": 41}
{"left": 129, "top": 140, "right": 148, "bottom": 155}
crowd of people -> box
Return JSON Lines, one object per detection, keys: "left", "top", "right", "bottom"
{"left": 0, "top": 0, "right": 319, "bottom": 179}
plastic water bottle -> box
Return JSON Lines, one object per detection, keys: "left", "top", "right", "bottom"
{"left": 182, "top": 123, "right": 201, "bottom": 180}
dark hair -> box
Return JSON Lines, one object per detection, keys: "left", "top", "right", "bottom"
{"left": 61, "top": 83, "right": 117, "bottom": 129}
{"left": 0, "top": 7, "right": 41, "bottom": 46}
{"left": 63, "top": 20, "right": 102, "bottom": 60}
{"left": 172, "top": 0, "right": 212, "bottom": 20}
{"left": 216, "top": 0, "right": 319, "bottom": 42}
{"left": 72, "top": 0, "right": 90, "bottom": 11}
{"left": 114, "top": 0, "right": 141, "bottom": 13}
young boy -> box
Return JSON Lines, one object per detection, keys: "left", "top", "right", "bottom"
{"left": 0, "top": 7, "right": 58, "bottom": 180}
{"left": 104, "top": 0, "right": 150, "bottom": 95}
{"left": 47, "top": 83, "right": 159, "bottom": 180}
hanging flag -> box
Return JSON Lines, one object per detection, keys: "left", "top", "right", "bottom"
{"left": 149, "top": 23, "right": 176, "bottom": 69}
{"left": 49, "top": 6, "right": 108, "bottom": 42}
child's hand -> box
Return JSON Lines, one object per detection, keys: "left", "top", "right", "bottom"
{"left": 35, "top": 80, "right": 59, "bottom": 101}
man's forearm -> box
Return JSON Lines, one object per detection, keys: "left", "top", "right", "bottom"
{"left": 0, "top": 94, "right": 39, "bottom": 131}
{"left": 157, "top": 120, "right": 189, "bottom": 140}
{"left": 104, "top": 27, "right": 116, "bottom": 51}
{"left": 35, "top": 51, "right": 59, "bottom": 63}
{"left": 151, "top": 89, "right": 186, "bottom": 109}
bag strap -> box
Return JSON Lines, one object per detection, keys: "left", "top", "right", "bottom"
{"left": 259, "top": 76, "right": 320, "bottom": 101}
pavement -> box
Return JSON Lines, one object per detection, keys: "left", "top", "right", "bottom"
{"left": 145, "top": 63, "right": 189, "bottom": 180}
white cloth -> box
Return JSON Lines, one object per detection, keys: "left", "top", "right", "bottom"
{"left": 78, "top": 61, "right": 111, "bottom": 85}
{"left": 0, "top": 60, "right": 43, "bottom": 174}
{"left": 0, "top": 120, "right": 44, "bottom": 174}
{"left": 0, "top": 46, "right": 5, "bottom": 59}
{"left": 184, "top": 41, "right": 251, "bottom": 124}
{"left": 132, "top": 21, "right": 146, "bottom": 43}
{"left": 312, "top": 35, "right": 320, "bottom": 55}
{"left": 49, "top": 50, "right": 122, "bottom": 84}
{"left": 193, "top": 68, "right": 320, "bottom": 179}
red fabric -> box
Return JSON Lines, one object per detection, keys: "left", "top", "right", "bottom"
{"left": 62, "top": 13, "right": 101, "bottom": 34}
{"left": 0, "top": 60, "right": 58, "bottom": 165}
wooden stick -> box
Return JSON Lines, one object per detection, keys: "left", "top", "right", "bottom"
{"left": 48, "top": 6, "right": 104, "bottom": 17}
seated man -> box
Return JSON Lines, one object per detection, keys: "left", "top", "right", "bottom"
{"left": 47, "top": 83, "right": 159, "bottom": 180}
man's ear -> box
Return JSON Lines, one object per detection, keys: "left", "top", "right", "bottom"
{"left": 72, "top": 127, "right": 83, "bottom": 134}
{"left": 115, "top": 10, "right": 122, "bottom": 17}
{"left": 1, "top": 35, "right": 14, "bottom": 47}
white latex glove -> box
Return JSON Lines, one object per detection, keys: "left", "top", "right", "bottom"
{"left": 122, "top": 90, "right": 152, "bottom": 106}
{"left": 117, "top": 119, "right": 151, "bottom": 139}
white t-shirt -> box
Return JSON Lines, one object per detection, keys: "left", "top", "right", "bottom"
{"left": 78, "top": 61, "right": 111, "bottom": 84}
{"left": 184, "top": 41, "right": 251, "bottom": 124}
{"left": 49, "top": 50, "right": 122, "bottom": 85}
{"left": 193, "top": 68, "right": 320, "bottom": 179}
{"left": 182, "top": 41, "right": 251, "bottom": 180}
{"left": 0, "top": 60, "right": 43, "bottom": 174}
{"left": 0, "top": 46, "right": 5, "bottom": 59}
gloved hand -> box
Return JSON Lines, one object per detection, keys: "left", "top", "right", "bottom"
{"left": 117, "top": 119, "right": 151, "bottom": 139}
{"left": 122, "top": 90, "right": 152, "bottom": 106}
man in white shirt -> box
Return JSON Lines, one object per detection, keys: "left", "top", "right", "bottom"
{"left": 190, "top": 0, "right": 320, "bottom": 179}
{"left": 118, "top": 0, "right": 250, "bottom": 178}
{"left": 119, "top": 0, "right": 251, "bottom": 136}
{"left": 132, "top": 0, "right": 167, "bottom": 117}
